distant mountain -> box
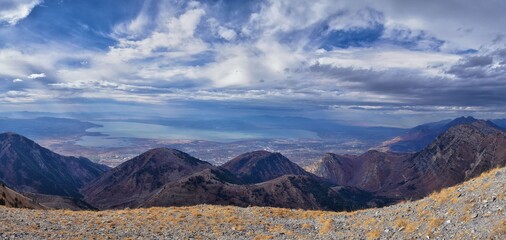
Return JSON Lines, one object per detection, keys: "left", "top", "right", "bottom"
{"left": 221, "top": 150, "right": 315, "bottom": 184}
{"left": 491, "top": 118, "right": 506, "bottom": 129}
{"left": 0, "top": 181, "right": 43, "bottom": 209}
{"left": 308, "top": 120, "right": 506, "bottom": 200}
{"left": 379, "top": 116, "right": 479, "bottom": 152}
{"left": 82, "top": 148, "right": 217, "bottom": 209}
{"left": 0, "top": 132, "right": 109, "bottom": 198}
{"left": 0, "top": 117, "right": 100, "bottom": 139}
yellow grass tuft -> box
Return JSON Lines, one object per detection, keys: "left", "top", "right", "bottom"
{"left": 493, "top": 220, "right": 506, "bottom": 236}
{"left": 319, "top": 219, "right": 334, "bottom": 234}
{"left": 366, "top": 228, "right": 382, "bottom": 240}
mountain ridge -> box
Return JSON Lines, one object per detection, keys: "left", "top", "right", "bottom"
{"left": 82, "top": 147, "right": 216, "bottom": 209}
{"left": 0, "top": 132, "right": 109, "bottom": 198}
{"left": 221, "top": 150, "right": 316, "bottom": 184}
{"left": 0, "top": 117, "right": 504, "bottom": 212}
{"left": 307, "top": 120, "right": 506, "bottom": 200}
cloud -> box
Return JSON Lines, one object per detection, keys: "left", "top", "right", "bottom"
{"left": 0, "top": 90, "right": 50, "bottom": 103}
{"left": 1, "top": 0, "right": 506, "bottom": 125}
{"left": 12, "top": 78, "right": 23, "bottom": 83}
{"left": 112, "top": 0, "right": 155, "bottom": 40}
{"left": 446, "top": 49, "right": 506, "bottom": 79}
{"left": 0, "top": 0, "right": 42, "bottom": 25}
{"left": 27, "top": 73, "right": 46, "bottom": 79}
{"left": 109, "top": 4, "right": 207, "bottom": 61}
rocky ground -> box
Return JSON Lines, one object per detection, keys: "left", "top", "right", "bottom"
{"left": 1, "top": 167, "right": 505, "bottom": 240}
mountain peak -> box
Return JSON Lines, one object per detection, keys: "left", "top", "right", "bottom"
{"left": 221, "top": 150, "right": 313, "bottom": 184}
{"left": 445, "top": 119, "right": 504, "bottom": 136}
{"left": 144, "top": 147, "right": 184, "bottom": 154}
{"left": 447, "top": 116, "right": 478, "bottom": 127}
{"left": 0, "top": 132, "right": 108, "bottom": 198}
{"left": 383, "top": 116, "right": 500, "bottom": 152}
{"left": 132, "top": 147, "right": 210, "bottom": 167}
{"left": 0, "top": 132, "right": 32, "bottom": 143}
{"left": 243, "top": 150, "right": 277, "bottom": 156}
{"left": 82, "top": 148, "right": 214, "bottom": 209}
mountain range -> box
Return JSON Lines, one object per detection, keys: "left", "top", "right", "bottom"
{"left": 82, "top": 148, "right": 385, "bottom": 210}
{"left": 0, "top": 117, "right": 505, "bottom": 212}
{"left": 379, "top": 116, "right": 506, "bottom": 152}
{"left": 306, "top": 119, "right": 506, "bottom": 199}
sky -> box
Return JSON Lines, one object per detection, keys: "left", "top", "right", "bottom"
{"left": 1, "top": 0, "right": 506, "bottom": 127}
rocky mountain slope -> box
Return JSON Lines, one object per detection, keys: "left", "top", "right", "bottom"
{"left": 307, "top": 120, "right": 506, "bottom": 200}
{"left": 381, "top": 120, "right": 506, "bottom": 199}
{"left": 0, "top": 182, "right": 42, "bottom": 209}
{"left": 0, "top": 132, "right": 109, "bottom": 198}
{"left": 1, "top": 166, "right": 504, "bottom": 239}
{"left": 23, "top": 193, "right": 97, "bottom": 211}
{"left": 82, "top": 148, "right": 215, "bottom": 209}
{"left": 221, "top": 150, "right": 315, "bottom": 183}
{"left": 379, "top": 116, "right": 479, "bottom": 152}
{"left": 305, "top": 150, "right": 412, "bottom": 191}
{"left": 141, "top": 168, "right": 385, "bottom": 211}
{"left": 83, "top": 148, "right": 383, "bottom": 210}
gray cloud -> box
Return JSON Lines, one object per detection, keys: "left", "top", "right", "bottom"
{"left": 309, "top": 52, "right": 506, "bottom": 108}
{"left": 2, "top": 0, "right": 506, "bottom": 125}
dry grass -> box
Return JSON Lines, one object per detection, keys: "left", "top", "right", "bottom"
{"left": 394, "top": 218, "right": 418, "bottom": 234}
{"left": 492, "top": 220, "right": 506, "bottom": 236}
{"left": 366, "top": 228, "right": 382, "bottom": 240}
{"left": 394, "top": 219, "right": 408, "bottom": 229}
{"left": 430, "top": 187, "right": 457, "bottom": 206}
{"left": 267, "top": 224, "right": 292, "bottom": 235}
{"left": 363, "top": 216, "right": 378, "bottom": 226}
{"left": 404, "top": 221, "right": 419, "bottom": 234}
{"left": 254, "top": 235, "right": 274, "bottom": 240}
{"left": 319, "top": 219, "right": 334, "bottom": 234}
{"left": 427, "top": 217, "right": 444, "bottom": 233}
{"left": 301, "top": 223, "right": 311, "bottom": 229}
{"left": 460, "top": 203, "right": 476, "bottom": 223}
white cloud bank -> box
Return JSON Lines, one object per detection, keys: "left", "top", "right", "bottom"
{"left": 0, "top": 0, "right": 42, "bottom": 25}
{"left": 27, "top": 73, "right": 46, "bottom": 79}
{"left": 1, "top": 0, "right": 506, "bottom": 121}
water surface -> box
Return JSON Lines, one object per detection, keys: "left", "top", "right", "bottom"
{"left": 76, "top": 121, "right": 318, "bottom": 147}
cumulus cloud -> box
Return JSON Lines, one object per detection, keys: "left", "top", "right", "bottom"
{"left": 1, "top": 0, "right": 506, "bottom": 123}
{"left": 0, "top": 0, "right": 42, "bottom": 25}
{"left": 109, "top": 4, "right": 207, "bottom": 62}
{"left": 12, "top": 78, "right": 23, "bottom": 83}
{"left": 27, "top": 73, "right": 46, "bottom": 79}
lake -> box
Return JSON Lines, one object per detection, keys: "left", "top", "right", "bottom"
{"left": 76, "top": 121, "right": 318, "bottom": 147}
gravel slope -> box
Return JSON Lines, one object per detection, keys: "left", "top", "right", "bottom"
{"left": 1, "top": 167, "right": 505, "bottom": 240}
